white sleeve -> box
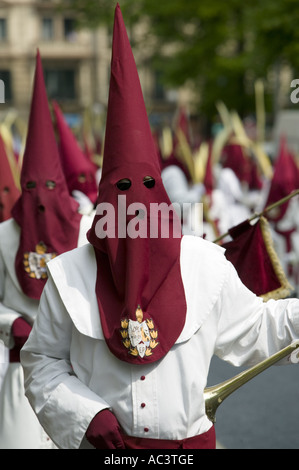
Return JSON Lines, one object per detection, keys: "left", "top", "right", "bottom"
{"left": 0, "top": 242, "right": 21, "bottom": 348}
{"left": 215, "top": 262, "right": 299, "bottom": 366}
{"left": 20, "top": 274, "right": 110, "bottom": 449}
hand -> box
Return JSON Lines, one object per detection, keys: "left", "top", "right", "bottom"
{"left": 11, "top": 317, "right": 32, "bottom": 349}
{"left": 86, "top": 409, "right": 125, "bottom": 449}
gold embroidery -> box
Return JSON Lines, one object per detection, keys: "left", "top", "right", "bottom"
{"left": 23, "top": 242, "right": 56, "bottom": 279}
{"left": 120, "top": 305, "right": 159, "bottom": 358}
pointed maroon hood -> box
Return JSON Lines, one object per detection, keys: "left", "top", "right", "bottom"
{"left": 52, "top": 100, "right": 98, "bottom": 204}
{"left": 265, "top": 134, "right": 299, "bottom": 222}
{"left": 87, "top": 4, "right": 186, "bottom": 364}
{"left": 11, "top": 50, "right": 82, "bottom": 299}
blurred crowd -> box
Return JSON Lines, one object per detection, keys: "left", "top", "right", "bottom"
{"left": 156, "top": 106, "right": 299, "bottom": 298}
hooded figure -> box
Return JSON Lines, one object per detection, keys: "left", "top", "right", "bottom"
{"left": 86, "top": 4, "right": 186, "bottom": 364}
{"left": 0, "top": 133, "right": 20, "bottom": 222}
{"left": 21, "top": 5, "right": 299, "bottom": 451}
{"left": 0, "top": 50, "right": 92, "bottom": 449}
{"left": 52, "top": 100, "right": 98, "bottom": 208}
{"left": 264, "top": 135, "right": 299, "bottom": 224}
{"left": 11, "top": 51, "right": 82, "bottom": 300}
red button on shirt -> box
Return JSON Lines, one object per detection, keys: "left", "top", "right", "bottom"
{"left": 140, "top": 375, "right": 145, "bottom": 380}
{"left": 141, "top": 402, "right": 146, "bottom": 408}
{"left": 144, "top": 427, "right": 149, "bottom": 433}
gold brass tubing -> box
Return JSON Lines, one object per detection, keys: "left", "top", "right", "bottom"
{"left": 204, "top": 340, "right": 299, "bottom": 423}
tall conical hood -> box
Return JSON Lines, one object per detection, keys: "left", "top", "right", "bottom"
{"left": 11, "top": 50, "right": 82, "bottom": 299}
{"left": 20, "top": 52, "right": 68, "bottom": 188}
{"left": 52, "top": 100, "right": 98, "bottom": 204}
{"left": 101, "top": 4, "right": 161, "bottom": 178}
{"left": 87, "top": 4, "right": 186, "bottom": 365}
{"left": 265, "top": 134, "right": 299, "bottom": 222}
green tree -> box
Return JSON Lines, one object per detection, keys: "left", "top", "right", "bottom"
{"left": 62, "top": 0, "right": 299, "bottom": 123}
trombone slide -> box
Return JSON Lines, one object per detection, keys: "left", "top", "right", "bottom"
{"left": 204, "top": 340, "right": 299, "bottom": 423}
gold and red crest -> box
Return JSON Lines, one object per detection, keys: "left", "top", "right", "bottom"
{"left": 120, "top": 305, "right": 159, "bottom": 358}
{"left": 23, "top": 241, "right": 56, "bottom": 279}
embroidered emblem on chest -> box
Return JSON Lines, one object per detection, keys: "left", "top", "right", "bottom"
{"left": 23, "top": 242, "right": 56, "bottom": 279}
{"left": 120, "top": 305, "right": 159, "bottom": 358}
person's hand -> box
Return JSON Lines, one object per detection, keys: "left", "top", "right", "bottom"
{"left": 11, "top": 317, "right": 32, "bottom": 348}
{"left": 86, "top": 409, "right": 125, "bottom": 449}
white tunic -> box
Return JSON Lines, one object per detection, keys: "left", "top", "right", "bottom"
{"left": 20, "top": 235, "right": 299, "bottom": 449}
{"left": 0, "top": 215, "right": 93, "bottom": 449}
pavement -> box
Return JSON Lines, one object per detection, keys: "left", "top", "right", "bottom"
{"left": 207, "top": 355, "right": 299, "bottom": 449}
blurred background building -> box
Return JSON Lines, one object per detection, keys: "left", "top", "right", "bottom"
{"left": 0, "top": 0, "right": 299, "bottom": 152}
{"left": 0, "top": 0, "right": 187, "bottom": 128}
{"left": 0, "top": 0, "right": 104, "bottom": 115}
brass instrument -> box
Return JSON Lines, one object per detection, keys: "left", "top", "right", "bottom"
{"left": 204, "top": 340, "right": 299, "bottom": 423}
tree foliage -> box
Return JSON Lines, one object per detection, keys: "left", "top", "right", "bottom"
{"left": 62, "top": 0, "right": 299, "bottom": 120}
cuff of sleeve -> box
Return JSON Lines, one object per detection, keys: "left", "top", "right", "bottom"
{"left": 0, "top": 312, "right": 21, "bottom": 348}
{"left": 38, "top": 375, "right": 110, "bottom": 449}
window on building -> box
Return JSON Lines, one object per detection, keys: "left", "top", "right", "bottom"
{"left": 63, "top": 18, "right": 77, "bottom": 42}
{"left": 42, "top": 18, "right": 54, "bottom": 41}
{"left": 0, "top": 70, "right": 12, "bottom": 101}
{"left": 44, "top": 68, "right": 76, "bottom": 100}
{"left": 0, "top": 18, "right": 7, "bottom": 41}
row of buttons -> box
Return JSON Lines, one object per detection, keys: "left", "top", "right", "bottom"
{"left": 140, "top": 375, "right": 149, "bottom": 433}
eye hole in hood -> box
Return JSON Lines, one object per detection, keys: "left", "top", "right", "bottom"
{"left": 26, "top": 181, "right": 36, "bottom": 189}
{"left": 46, "top": 180, "right": 56, "bottom": 190}
{"left": 116, "top": 178, "right": 131, "bottom": 191}
{"left": 143, "top": 176, "right": 155, "bottom": 188}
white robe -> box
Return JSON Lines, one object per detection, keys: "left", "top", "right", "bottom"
{"left": 21, "top": 235, "right": 299, "bottom": 449}
{"left": 0, "top": 215, "right": 93, "bottom": 449}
